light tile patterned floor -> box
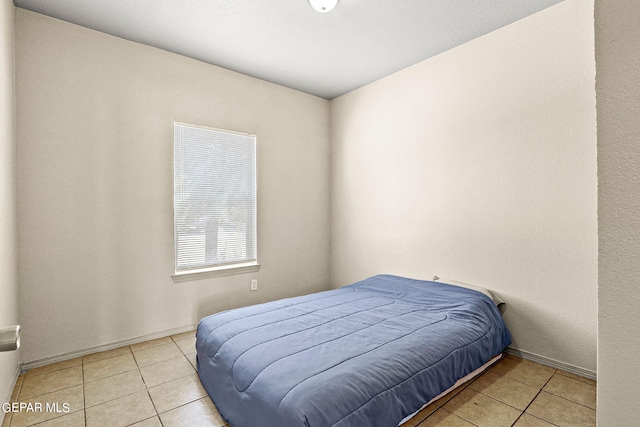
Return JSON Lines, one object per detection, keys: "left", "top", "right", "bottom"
{"left": 1, "top": 331, "right": 225, "bottom": 427}
{"left": 3, "top": 334, "right": 596, "bottom": 427}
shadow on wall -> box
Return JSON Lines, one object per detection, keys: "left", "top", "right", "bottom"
{"left": 196, "top": 297, "right": 220, "bottom": 326}
{"left": 195, "top": 290, "right": 255, "bottom": 328}
{"left": 501, "top": 296, "right": 567, "bottom": 359}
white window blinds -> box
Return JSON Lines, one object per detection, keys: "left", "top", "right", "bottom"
{"left": 174, "top": 123, "right": 257, "bottom": 273}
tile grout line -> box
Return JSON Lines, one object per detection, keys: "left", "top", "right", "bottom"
{"left": 539, "top": 373, "right": 597, "bottom": 411}
{"left": 509, "top": 370, "right": 559, "bottom": 427}
{"left": 424, "top": 360, "right": 562, "bottom": 427}
{"left": 16, "top": 382, "right": 83, "bottom": 402}
{"left": 419, "top": 406, "right": 481, "bottom": 427}
{"left": 418, "top": 379, "right": 481, "bottom": 427}
{"left": 554, "top": 370, "right": 596, "bottom": 385}
{"left": 22, "top": 360, "right": 84, "bottom": 381}
{"left": 137, "top": 338, "right": 198, "bottom": 427}
{"left": 528, "top": 370, "right": 598, "bottom": 411}
{"left": 6, "top": 333, "right": 195, "bottom": 427}
{"left": 81, "top": 352, "right": 197, "bottom": 418}
{"left": 486, "top": 357, "right": 597, "bottom": 416}
{"left": 538, "top": 389, "right": 598, "bottom": 411}
{"left": 419, "top": 365, "right": 490, "bottom": 425}
{"left": 131, "top": 345, "right": 163, "bottom": 427}
{"left": 464, "top": 377, "right": 535, "bottom": 415}
{"left": 82, "top": 347, "right": 134, "bottom": 367}
{"left": 487, "top": 360, "right": 557, "bottom": 390}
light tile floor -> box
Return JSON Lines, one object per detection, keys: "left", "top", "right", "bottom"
{"left": 3, "top": 334, "right": 596, "bottom": 427}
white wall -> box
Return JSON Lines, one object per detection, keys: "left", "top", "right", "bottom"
{"left": 330, "top": 0, "right": 597, "bottom": 372}
{"left": 16, "top": 10, "right": 331, "bottom": 363}
{"left": 595, "top": 0, "right": 640, "bottom": 423}
{"left": 0, "top": 0, "right": 19, "bottom": 414}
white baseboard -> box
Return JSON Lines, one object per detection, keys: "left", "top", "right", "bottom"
{"left": 506, "top": 347, "right": 596, "bottom": 381}
{"left": 20, "top": 324, "right": 197, "bottom": 373}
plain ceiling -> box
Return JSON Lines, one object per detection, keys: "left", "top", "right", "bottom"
{"left": 13, "top": 0, "right": 563, "bottom": 99}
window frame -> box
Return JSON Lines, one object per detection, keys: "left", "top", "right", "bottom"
{"left": 172, "top": 122, "right": 259, "bottom": 282}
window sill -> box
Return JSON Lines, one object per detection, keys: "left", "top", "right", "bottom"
{"left": 172, "top": 263, "right": 260, "bottom": 283}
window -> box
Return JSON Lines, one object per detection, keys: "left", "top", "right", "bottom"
{"left": 173, "top": 123, "right": 257, "bottom": 279}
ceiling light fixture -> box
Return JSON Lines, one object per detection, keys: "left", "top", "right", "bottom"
{"left": 308, "top": 0, "right": 338, "bottom": 13}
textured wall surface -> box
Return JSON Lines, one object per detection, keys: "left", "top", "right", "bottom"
{"left": 331, "top": 0, "right": 597, "bottom": 372}
{"left": 0, "top": 0, "right": 19, "bottom": 415}
{"left": 595, "top": 0, "right": 640, "bottom": 423}
{"left": 16, "top": 10, "right": 331, "bottom": 363}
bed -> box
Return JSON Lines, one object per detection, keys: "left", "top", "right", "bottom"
{"left": 196, "top": 274, "right": 511, "bottom": 427}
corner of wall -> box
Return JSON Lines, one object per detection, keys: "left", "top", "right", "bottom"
{"left": 0, "top": 0, "right": 20, "bottom": 418}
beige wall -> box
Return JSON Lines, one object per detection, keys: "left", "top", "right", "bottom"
{"left": 12, "top": 0, "right": 611, "bottom": 393}
{"left": 330, "top": 0, "right": 597, "bottom": 372}
{"left": 15, "top": 10, "right": 331, "bottom": 363}
{"left": 12, "top": 1, "right": 640, "bottom": 422}
{"left": 0, "top": 0, "right": 18, "bottom": 413}
{"left": 595, "top": 0, "right": 640, "bottom": 423}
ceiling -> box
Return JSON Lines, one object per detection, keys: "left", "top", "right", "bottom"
{"left": 13, "top": 0, "right": 563, "bottom": 100}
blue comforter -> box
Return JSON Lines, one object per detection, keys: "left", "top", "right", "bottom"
{"left": 196, "top": 275, "right": 511, "bottom": 427}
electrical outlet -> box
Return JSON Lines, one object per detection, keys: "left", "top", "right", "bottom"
{"left": 250, "top": 279, "right": 258, "bottom": 291}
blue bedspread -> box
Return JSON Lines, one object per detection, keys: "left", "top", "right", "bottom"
{"left": 196, "top": 275, "right": 511, "bottom": 427}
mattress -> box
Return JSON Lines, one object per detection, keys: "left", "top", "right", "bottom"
{"left": 196, "top": 274, "right": 512, "bottom": 427}
{"left": 398, "top": 353, "right": 502, "bottom": 425}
